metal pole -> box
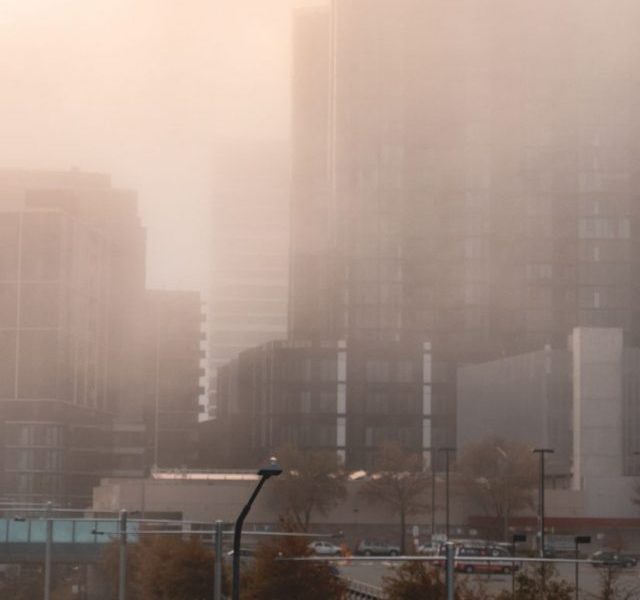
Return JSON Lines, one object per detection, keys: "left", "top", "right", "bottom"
{"left": 214, "top": 520, "right": 223, "bottom": 600}
{"left": 575, "top": 540, "right": 579, "bottom": 600}
{"left": 233, "top": 477, "right": 267, "bottom": 600}
{"left": 445, "top": 541, "right": 455, "bottom": 600}
{"left": 445, "top": 452, "right": 450, "bottom": 539}
{"left": 431, "top": 465, "right": 436, "bottom": 539}
{"left": 44, "top": 501, "right": 52, "bottom": 600}
{"left": 153, "top": 310, "right": 161, "bottom": 468}
{"left": 540, "top": 454, "right": 545, "bottom": 558}
{"left": 533, "top": 448, "right": 553, "bottom": 600}
{"left": 119, "top": 509, "right": 128, "bottom": 600}
{"left": 511, "top": 540, "right": 516, "bottom": 599}
{"left": 532, "top": 448, "right": 553, "bottom": 558}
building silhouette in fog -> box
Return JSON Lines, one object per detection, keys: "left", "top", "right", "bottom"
{"left": 216, "top": 0, "right": 640, "bottom": 469}
{"left": 0, "top": 170, "right": 203, "bottom": 506}
{"left": 287, "top": 1, "right": 640, "bottom": 448}
{"left": 141, "top": 290, "right": 204, "bottom": 468}
{"left": 208, "top": 143, "right": 289, "bottom": 417}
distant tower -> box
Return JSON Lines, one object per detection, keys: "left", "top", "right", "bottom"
{"left": 209, "top": 142, "right": 290, "bottom": 416}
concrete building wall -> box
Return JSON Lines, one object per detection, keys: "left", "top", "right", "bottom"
{"left": 572, "top": 328, "right": 624, "bottom": 487}
{"left": 93, "top": 476, "right": 458, "bottom": 542}
{"left": 457, "top": 348, "right": 572, "bottom": 475}
{"left": 458, "top": 327, "right": 640, "bottom": 518}
{"left": 570, "top": 328, "right": 638, "bottom": 517}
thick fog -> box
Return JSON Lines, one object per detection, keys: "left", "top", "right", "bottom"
{"left": 0, "top": 0, "right": 295, "bottom": 290}
{"left": 2, "top": 0, "right": 640, "bottom": 294}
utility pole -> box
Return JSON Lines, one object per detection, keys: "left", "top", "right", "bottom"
{"left": 214, "top": 520, "right": 224, "bottom": 600}
{"left": 44, "top": 501, "right": 53, "bottom": 600}
{"left": 439, "top": 447, "right": 456, "bottom": 539}
{"left": 445, "top": 541, "right": 455, "bottom": 600}
{"left": 532, "top": 448, "right": 554, "bottom": 557}
{"left": 119, "top": 510, "right": 128, "bottom": 600}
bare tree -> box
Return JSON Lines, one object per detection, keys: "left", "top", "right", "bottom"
{"left": 359, "top": 442, "right": 430, "bottom": 554}
{"left": 456, "top": 437, "right": 537, "bottom": 541}
{"left": 595, "top": 565, "right": 640, "bottom": 600}
{"left": 494, "top": 564, "right": 573, "bottom": 600}
{"left": 244, "top": 522, "right": 348, "bottom": 600}
{"left": 382, "top": 560, "right": 492, "bottom": 600}
{"left": 271, "top": 444, "right": 347, "bottom": 531}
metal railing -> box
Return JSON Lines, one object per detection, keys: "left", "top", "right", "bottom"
{"left": 345, "top": 577, "right": 385, "bottom": 599}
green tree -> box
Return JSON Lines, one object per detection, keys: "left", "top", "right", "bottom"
{"left": 456, "top": 437, "right": 537, "bottom": 541}
{"left": 272, "top": 444, "right": 347, "bottom": 530}
{"left": 244, "top": 530, "right": 348, "bottom": 600}
{"left": 359, "top": 442, "right": 430, "bottom": 554}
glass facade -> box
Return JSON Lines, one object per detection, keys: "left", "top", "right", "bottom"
{"left": 289, "top": 1, "right": 640, "bottom": 449}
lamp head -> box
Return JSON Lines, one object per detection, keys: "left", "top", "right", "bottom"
{"left": 257, "top": 457, "right": 283, "bottom": 479}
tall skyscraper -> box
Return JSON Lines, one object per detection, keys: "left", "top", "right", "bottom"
{"left": 209, "top": 142, "right": 290, "bottom": 415}
{"left": 289, "top": 0, "right": 640, "bottom": 447}
{"left": 215, "top": 0, "right": 640, "bottom": 468}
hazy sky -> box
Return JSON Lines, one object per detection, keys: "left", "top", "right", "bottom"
{"left": 0, "top": 0, "right": 296, "bottom": 291}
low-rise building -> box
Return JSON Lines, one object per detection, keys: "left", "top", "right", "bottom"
{"left": 458, "top": 326, "right": 640, "bottom": 518}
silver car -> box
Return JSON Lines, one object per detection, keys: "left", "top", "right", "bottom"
{"left": 308, "top": 540, "right": 342, "bottom": 556}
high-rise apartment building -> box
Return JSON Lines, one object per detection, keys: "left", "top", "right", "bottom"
{"left": 209, "top": 143, "right": 289, "bottom": 415}
{"left": 0, "top": 170, "right": 203, "bottom": 505}
{"left": 288, "top": 0, "right": 640, "bottom": 448}
{"left": 215, "top": 1, "right": 640, "bottom": 469}
{"left": 0, "top": 170, "right": 147, "bottom": 505}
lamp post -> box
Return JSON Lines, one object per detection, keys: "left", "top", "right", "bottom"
{"left": 214, "top": 520, "right": 224, "bottom": 600}
{"left": 425, "top": 447, "right": 436, "bottom": 539}
{"left": 495, "top": 445, "right": 509, "bottom": 542}
{"left": 44, "top": 501, "right": 53, "bottom": 600}
{"left": 574, "top": 535, "right": 591, "bottom": 600}
{"left": 532, "top": 448, "right": 554, "bottom": 557}
{"left": 439, "top": 448, "right": 456, "bottom": 540}
{"left": 119, "top": 510, "right": 127, "bottom": 600}
{"left": 232, "top": 459, "right": 282, "bottom": 600}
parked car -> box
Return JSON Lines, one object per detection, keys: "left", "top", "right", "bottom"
{"left": 308, "top": 540, "right": 342, "bottom": 556}
{"left": 354, "top": 539, "right": 400, "bottom": 556}
{"left": 591, "top": 551, "right": 638, "bottom": 569}
{"left": 454, "top": 544, "right": 519, "bottom": 575}
{"left": 417, "top": 543, "right": 439, "bottom": 556}
{"left": 225, "top": 548, "right": 255, "bottom": 564}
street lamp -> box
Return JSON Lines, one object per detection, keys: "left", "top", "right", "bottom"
{"left": 439, "top": 448, "right": 456, "bottom": 540}
{"left": 425, "top": 447, "right": 436, "bottom": 539}
{"left": 532, "top": 448, "right": 554, "bottom": 558}
{"left": 232, "top": 459, "right": 283, "bottom": 600}
{"left": 495, "top": 445, "right": 509, "bottom": 541}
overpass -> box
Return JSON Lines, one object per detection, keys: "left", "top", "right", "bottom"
{"left": 0, "top": 516, "right": 144, "bottom": 564}
{"left": 0, "top": 515, "right": 386, "bottom": 597}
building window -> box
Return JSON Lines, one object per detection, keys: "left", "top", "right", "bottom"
{"left": 365, "top": 360, "right": 389, "bottom": 383}
{"left": 397, "top": 360, "right": 413, "bottom": 383}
